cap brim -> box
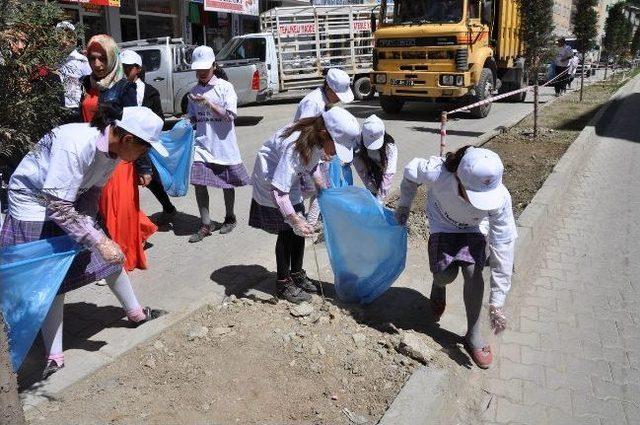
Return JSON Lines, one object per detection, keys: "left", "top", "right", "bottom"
{"left": 334, "top": 88, "right": 354, "bottom": 103}
{"left": 191, "top": 60, "right": 214, "bottom": 70}
{"left": 464, "top": 184, "right": 506, "bottom": 211}
{"left": 149, "top": 140, "right": 169, "bottom": 157}
{"left": 365, "top": 135, "right": 384, "bottom": 150}
{"left": 122, "top": 61, "right": 141, "bottom": 66}
{"left": 334, "top": 142, "right": 353, "bottom": 163}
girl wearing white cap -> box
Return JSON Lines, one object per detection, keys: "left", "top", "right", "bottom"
{"left": 249, "top": 107, "right": 361, "bottom": 304}
{"left": 187, "top": 45, "right": 250, "bottom": 242}
{"left": 395, "top": 146, "right": 516, "bottom": 369}
{"left": 352, "top": 114, "right": 398, "bottom": 202}
{"left": 0, "top": 106, "right": 167, "bottom": 378}
{"left": 294, "top": 68, "right": 355, "bottom": 121}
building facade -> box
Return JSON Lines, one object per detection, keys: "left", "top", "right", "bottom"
{"left": 55, "top": 0, "right": 311, "bottom": 49}
{"left": 553, "top": 0, "right": 574, "bottom": 37}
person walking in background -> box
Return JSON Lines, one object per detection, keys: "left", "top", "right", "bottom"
{"left": 56, "top": 21, "right": 91, "bottom": 123}
{"left": 554, "top": 37, "right": 573, "bottom": 96}
{"left": 352, "top": 114, "right": 398, "bottom": 202}
{"left": 249, "top": 107, "right": 361, "bottom": 303}
{"left": 568, "top": 50, "right": 580, "bottom": 89}
{"left": 395, "top": 146, "right": 517, "bottom": 369}
{"left": 0, "top": 106, "right": 166, "bottom": 379}
{"left": 121, "top": 49, "right": 177, "bottom": 224}
{"left": 187, "top": 45, "right": 250, "bottom": 242}
{"left": 79, "top": 34, "right": 157, "bottom": 271}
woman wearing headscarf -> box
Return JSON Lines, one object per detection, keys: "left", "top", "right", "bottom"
{"left": 80, "top": 34, "right": 157, "bottom": 271}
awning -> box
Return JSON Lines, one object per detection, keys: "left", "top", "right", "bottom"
{"left": 61, "top": 0, "right": 121, "bottom": 6}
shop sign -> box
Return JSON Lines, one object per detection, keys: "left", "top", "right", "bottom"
{"left": 204, "top": 0, "right": 258, "bottom": 17}
{"left": 278, "top": 20, "right": 371, "bottom": 37}
{"left": 61, "top": 0, "right": 120, "bottom": 6}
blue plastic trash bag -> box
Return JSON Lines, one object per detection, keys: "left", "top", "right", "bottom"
{"left": 327, "top": 155, "right": 353, "bottom": 188}
{"left": 149, "top": 119, "right": 194, "bottom": 197}
{"left": 319, "top": 186, "right": 407, "bottom": 304}
{"left": 0, "top": 236, "right": 80, "bottom": 371}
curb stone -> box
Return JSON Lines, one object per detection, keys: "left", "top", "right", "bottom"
{"left": 377, "top": 72, "right": 640, "bottom": 425}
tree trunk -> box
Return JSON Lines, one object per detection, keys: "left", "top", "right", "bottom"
{"left": 580, "top": 52, "right": 586, "bottom": 102}
{"left": 533, "top": 82, "right": 539, "bottom": 139}
{"left": 0, "top": 313, "right": 25, "bottom": 425}
{"left": 604, "top": 61, "right": 609, "bottom": 84}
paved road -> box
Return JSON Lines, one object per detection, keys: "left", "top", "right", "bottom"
{"left": 478, "top": 76, "right": 640, "bottom": 424}
{"left": 18, "top": 73, "right": 603, "bottom": 405}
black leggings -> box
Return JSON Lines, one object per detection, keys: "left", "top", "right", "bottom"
{"left": 275, "top": 230, "right": 305, "bottom": 280}
{"left": 146, "top": 163, "right": 175, "bottom": 213}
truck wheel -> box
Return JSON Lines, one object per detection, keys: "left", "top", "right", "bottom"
{"left": 470, "top": 68, "right": 493, "bottom": 118}
{"left": 380, "top": 96, "right": 404, "bottom": 114}
{"left": 353, "top": 76, "right": 374, "bottom": 100}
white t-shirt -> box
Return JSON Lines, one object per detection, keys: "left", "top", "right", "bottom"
{"left": 251, "top": 126, "right": 323, "bottom": 208}
{"left": 404, "top": 156, "right": 516, "bottom": 243}
{"left": 187, "top": 78, "right": 242, "bottom": 165}
{"left": 568, "top": 56, "right": 580, "bottom": 75}
{"left": 294, "top": 87, "right": 329, "bottom": 121}
{"left": 59, "top": 50, "right": 92, "bottom": 109}
{"left": 8, "top": 124, "right": 118, "bottom": 221}
{"left": 135, "top": 78, "right": 145, "bottom": 106}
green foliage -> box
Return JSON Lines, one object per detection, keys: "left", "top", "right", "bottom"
{"left": 572, "top": 0, "right": 598, "bottom": 54}
{"left": 515, "top": 0, "right": 555, "bottom": 78}
{"left": 0, "top": 0, "right": 76, "bottom": 170}
{"left": 603, "top": 2, "right": 633, "bottom": 61}
{"left": 631, "top": 26, "right": 640, "bottom": 57}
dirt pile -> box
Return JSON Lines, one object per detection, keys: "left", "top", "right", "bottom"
{"left": 26, "top": 293, "right": 446, "bottom": 425}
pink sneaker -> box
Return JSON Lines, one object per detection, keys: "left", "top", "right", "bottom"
{"left": 465, "top": 343, "right": 493, "bottom": 369}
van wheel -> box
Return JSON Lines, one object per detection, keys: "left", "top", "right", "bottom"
{"left": 380, "top": 96, "right": 404, "bottom": 114}
{"left": 470, "top": 68, "right": 493, "bottom": 118}
{"left": 353, "top": 76, "right": 374, "bottom": 100}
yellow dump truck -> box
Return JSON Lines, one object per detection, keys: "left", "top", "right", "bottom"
{"left": 371, "top": 0, "right": 525, "bottom": 118}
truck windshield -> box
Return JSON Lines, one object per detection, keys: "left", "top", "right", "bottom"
{"left": 217, "top": 38, "right": 266, "bottom": 62}
{"left": 393, "top": 0, "right": 464, "bottom": 24}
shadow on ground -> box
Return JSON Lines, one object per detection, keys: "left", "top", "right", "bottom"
{"left": 595, "top": 93, "right": 640, "bottom": 144}
{"left": 210, "top": 264, "right": 473, "bottom": 369}
{"left": 149, "top": 211, "right": 204, "bottom": 237}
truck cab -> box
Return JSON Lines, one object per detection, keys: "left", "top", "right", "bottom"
{"left": 371, "top": 0, "right": 525, "bottom": 117}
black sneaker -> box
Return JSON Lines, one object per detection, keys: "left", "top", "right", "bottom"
{"left": 219, "top": 216, "right": 237, "bottom": 235}
{"left": 291, "top": 269, "right": 318, "bottom": 294}
{"left": 276, "top": 278, "right": 312, "bottom": 304}
{"left": 189, "top": 224, "right": 212, "bottom": 243}
{"left": 42, "top": 359, "right": 64, "bottom": 380}
{"left": 130, "top": 306, "right": 167, "bottom": 328}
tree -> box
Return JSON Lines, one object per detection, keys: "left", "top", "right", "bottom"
{"left": 603, "top": 2, "right": 633, "bottom": 78}
{"left": 516, "top": 0, "right": 555, "bottom": 138}
{"left": 630, "top": 26, "right": 640, "bottom": 59}
{"left": 0, "top": 0, "right": 72, "bottom": 175}
{"left": 1, "top": 313, "right": 25, "bottom": 425}
{"left": 572, "top": 0, "right": 598, "bottom": 101}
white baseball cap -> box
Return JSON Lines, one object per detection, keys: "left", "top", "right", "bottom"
{"left": 457, "top": 147, "right": 507, "bottom": 211}
{"left": 115, "top": 107, "right": 168, "bottom": 157}
{"left": 362, "top": 114, "right": 385, "bottom": 150}
{"left": 120, "top": 49, "right": 142, "bottom": 67}
{"left": 326, "top": 68, "right": 354, "bottom": 104}
{"left": 191, "top": 46, "right": 215, "bottom": 70}
{"left": 56, "top": 21, "right": 75, "bottom": 32}
{"left": 322, "top": 107, "right": 360, "bottom": 163}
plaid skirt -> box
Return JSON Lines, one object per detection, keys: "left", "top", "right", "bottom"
{"left": 428, "top": 232, "right": 487, "bottom": 274}
{"left": 0, "top": 215, "right": 121, "bottom": 293}
{"left": 248, "top": 200, "right": 304, "bottom": 235}
{"left": 190, "top": 162, "right": 250, "bottom": 189}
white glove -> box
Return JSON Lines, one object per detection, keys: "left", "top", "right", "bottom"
{"left": 286, "top": 213, "right": 315, "bottom": 238}
{"left": 95, "top": 236, "right": 125, "bottom": 265}
{"left": 489, "top": 305, "right": 507, "bottom": 334}
{"left": 394, "top": 206, "right": 410, "bottom": 226}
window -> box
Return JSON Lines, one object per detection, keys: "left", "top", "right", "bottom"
{"left": 217, "top": 38, "right": 266, "bottom": 62}
{"left": 120, "top": 0, "right": 136, "bottom": 15}
{"left": 83, "top": 15, "right": 106, "bottom": 41}
{"left": 121, "top": 17, "right": 138, "bottom": 42}
{"left": 137, "top": 0, "right": 179, "bottom": 15}
{"left": 139, "top": 14, "right": 180, "bottom": 39}
{"left": 138, "top": 49, "right": 162, "bottom": 72}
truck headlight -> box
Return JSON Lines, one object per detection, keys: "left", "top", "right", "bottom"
{"left": 375, "top": 73, "right": 387, "bottom": 84}
{"left": 440, "top": 75, "right": 455, "bottom": 86}
{"left": 455, "top": 75, "right": 464, "bottom": 86}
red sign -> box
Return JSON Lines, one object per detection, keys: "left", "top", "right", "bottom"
{"left": 278, "top": 20, "right": 371, "bottom": 37}
{"left": 61, "top": 0, "right": 120, "bottom": 6}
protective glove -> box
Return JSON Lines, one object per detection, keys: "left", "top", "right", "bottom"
{"left": 489, "top": 305, "right": 507, "bottom": 335}
{"left": 394, "top": 205, "right": 410, "bottom": 226}
{"left": 95, "top": 236, "right": 125, "bottom": 265}
{"left": 285, "top": 213, "right": 315, "bottom": 238}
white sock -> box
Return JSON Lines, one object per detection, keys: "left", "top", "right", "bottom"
{"left": 41, "top": 294, "right": 65, "bottom": 363}
{"left": 106, "top": 269, "right": 145, "bottom": 321}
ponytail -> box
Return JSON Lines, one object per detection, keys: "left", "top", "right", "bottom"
{"left": 281, "top": 116, "right": 327, "bottom": 165}
{"left": 444, "top": 145, "right": 472, "bottom": 173}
